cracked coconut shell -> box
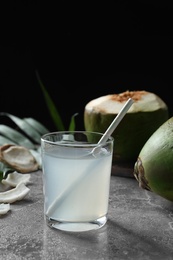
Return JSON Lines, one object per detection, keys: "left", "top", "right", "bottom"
{"left": 84, "top": 90, "right": 169, "bottom": 165}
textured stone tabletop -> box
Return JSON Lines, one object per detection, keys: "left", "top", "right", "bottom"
{"left": 1, "top": 170, "right": 173, "bottom": 260}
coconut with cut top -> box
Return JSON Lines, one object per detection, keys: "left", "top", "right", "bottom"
{"left": 84, "top": 90, "right": 169, "bottom": 166}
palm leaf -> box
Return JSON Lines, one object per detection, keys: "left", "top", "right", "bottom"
{"left": 68, "top": 113, "right": 79, "bottom": 131}
{"left": 23, "top": 117, "right": 49, "bottom": 135}
{"left": 0, "top": 114, "right": 47, "bottom": 178}
{"left": 0, "top": 113, "right": 42, "bottom": 144}
{"left": 0, "top": 135, "right": 17, "bottom": 146}
{"left": 0, "top": 125, "right": 35, "bottom": 149}
{"left": 0, "top": 71, "right": 79, "bottom": 179}
{"left": 36, "top": 70, "right": 65, "bottom": 131}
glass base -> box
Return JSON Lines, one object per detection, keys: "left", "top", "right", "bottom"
{"left": 46, "top": 216, "right": 107, "bottom": 232}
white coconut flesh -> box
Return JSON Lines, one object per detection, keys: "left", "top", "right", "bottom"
{"left": 85, "top": 90, "right": 167, "bottom": 115}
{"left": 0, "top": 172, "right": 31, "bottom": 215}
{"left": 0, "top": 182, "right": 30, "bottom": 203}
{"left": 0, "top": 203, "right": 10, "bottom": 215}
{"left": 2, "top": 171, "right": 31, "bottom": 187}
{"left": 84, "top": 90, "right": 169, "bottom": 164}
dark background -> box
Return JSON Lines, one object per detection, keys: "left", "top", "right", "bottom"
{"left": 1, "top": 1, "right": 173, "bottom": 131}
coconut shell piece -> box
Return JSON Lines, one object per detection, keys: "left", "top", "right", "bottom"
{"left": 0, "top": 144, "right": 39, "bottom": 173}
{"left": 0, "top": 182, "right": 30, "bottom": 203}
{"left": 2, "top": 171, "right": 31, "bottom": 187}
{"left": 0, "top": 203, "right": 10, "bottom": 215}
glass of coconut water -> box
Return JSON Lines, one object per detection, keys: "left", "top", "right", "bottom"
{"left": 41, "top": 131, "right": 114, "bottom": 232}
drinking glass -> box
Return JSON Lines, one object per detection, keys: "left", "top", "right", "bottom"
{"left": 41, "top": 131, "right": 114, "bottom": 232}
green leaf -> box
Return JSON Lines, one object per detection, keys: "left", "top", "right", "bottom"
{"left": 0, "top": 125, "right": 35, "bottom": 149}
{"left": 0, "top": 135, "right": 17, "bottom": 146}
{"left": 0, "top": 113, "right": 42, "bottom": 144}
{"left": 23, "top": 117, "right": 49, "bottom": 135}
{"left": 36, "top": 70, "right": 65, "bottom": 131}
{"left": 0, "top": 162, "right": 14, "bottom": 181}
{"left": 68, "top": 113, "right": 79, "bottom": 131}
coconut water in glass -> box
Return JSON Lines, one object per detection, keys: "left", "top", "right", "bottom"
{"left": 41, "top": 131, "right": 114, "bottom": 232}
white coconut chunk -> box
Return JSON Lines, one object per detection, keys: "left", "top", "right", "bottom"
{"left": 0, "top": 182, "right": 10, "bottom": 192}
{"left": 0, "top": 182, "right": 30, "bottom": 203}
{"left": 0, "top": 203, "right": 10, "bottom": 215}
{"left": 1, "top": 171, "right": 31, "bottom": 187}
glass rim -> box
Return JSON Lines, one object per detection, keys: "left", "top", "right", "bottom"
{"left": 41, "top": 130, "right": 114, "bottom": 147}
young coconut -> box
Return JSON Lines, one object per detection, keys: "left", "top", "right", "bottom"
{"left": 134, "top": 117, "right": 173, "bottom": 202}
{"left": 84, "top": 90, "right": 169, "bottom": 166}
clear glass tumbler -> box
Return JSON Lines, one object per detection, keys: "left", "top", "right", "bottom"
{"left": 41, "top": 131, "right": 114, "bottom": 232}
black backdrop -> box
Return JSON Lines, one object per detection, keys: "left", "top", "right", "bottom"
{"left": 1, "top": 1, "right": 173, "bottom": 131}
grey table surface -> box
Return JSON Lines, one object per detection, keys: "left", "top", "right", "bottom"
{"left": 1, "top": 169, "right": 173, "bottom": 260}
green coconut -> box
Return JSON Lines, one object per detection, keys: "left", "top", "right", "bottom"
{"left": 134, "top": 117, "right": 173, "bottom": 202}
{"left": 84, "top": 90, "right": 169, "bottom": 165}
